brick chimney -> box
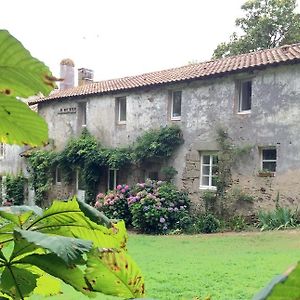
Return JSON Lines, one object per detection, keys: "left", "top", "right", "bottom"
{"left": 78, "top": 68, "right": 94, "bottom": 86}
{"left": 60, "top": 58, "right": 75, "bottom": 90}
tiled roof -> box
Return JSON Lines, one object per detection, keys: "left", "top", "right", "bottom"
{"left": 30, "top": 43, "right": 300, "bottom": 104}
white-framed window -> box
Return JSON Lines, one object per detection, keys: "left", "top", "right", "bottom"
{"left": 117, "top": 97, "right": 126, "bottom": 124}
{"left": 0, "top": 143, "right": 5, "bottom": 159}
{"left": 171, "top": 91, "right": 182, "bottom": 120}
{"left": 55, "top": 167, "right": 62, "bottom": 185}
{"left": 108, "top": 169, "right": 118, "bottom": 190}
{"left": 78, "top": 102, "right": 87, "bottom": 127}
{"left": 261, "top": 148, "right": 277, "bottom": 172}
{"left": 200, "top": 153, "right": 218, "bottom": 190}
{"left": 237, "top": 80, "right": 252, "bottom": 113}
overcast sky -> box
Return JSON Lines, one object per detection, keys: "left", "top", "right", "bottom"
{"left": 2, "top": 0, "right": 300, "bottom": 81}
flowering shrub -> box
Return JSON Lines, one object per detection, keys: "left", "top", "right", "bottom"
{"left": 129, "top": 180, "right": 190, "bottom": 234}
{"left": 94, "top": 180, "right": 191, "bottom": 234}
{"left": 95, "top": 184, "right": 132, "bottom": 225}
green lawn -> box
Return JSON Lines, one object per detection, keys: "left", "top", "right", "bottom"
{"left": 32, "top": 230, "right": 300, "bottom": 300}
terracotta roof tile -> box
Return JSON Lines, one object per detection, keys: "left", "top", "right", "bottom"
{"left": 30, "top": 43, "right": 300, "bottom": 104}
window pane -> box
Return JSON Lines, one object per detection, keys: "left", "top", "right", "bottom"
{"left": 240, "top": 81, "right": 252, "bottom": 111}
{"left": 108, "top": 170, "right": 115, "bottom": 190}
{"left": 212, "top": 155, "right": 218, "bottom": 165}
{"left": 201, "top": 176, "right": 209, "bottom": 186}
{"left": 77, "top": 170, "right": 85, "bottom": 190}
{"left": 212, "top": 176, "right": 218, "bottom": 187}
{"left": 148, "top": 171, "right": 159, "bottom": 180}
{"left": 78, "top": 102, "right": 87, "bottom": 126}
{"left": 262, "top": 162, "right": 276, "bottom": 172}
{"left": 119, "top": 98, "right": 126, "bottom": 122}
{"left": 202, "top": 165, "right": 210, "bottom": 176}
{"left": 202, "top": 155, "right": 210, "bottom": 164}
{"left": 56, "top": 168, "right": 62, "bottom": 183}
{"left": 212, "top": 165, "right": 218, "bottom": 175}
{"left": 172, "top": 91, "right": 181, "bottom": 117}
{"left": 263, "top": 149, "right": 276, "bottom": 160}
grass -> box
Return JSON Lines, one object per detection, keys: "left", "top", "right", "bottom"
{"left": 31, "top": 230, "right": 300, "bottom": 300}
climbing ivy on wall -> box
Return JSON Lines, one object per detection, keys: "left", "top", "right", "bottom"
{"left": 27, "top": 125, "right": 183, "bottom": 205}
{"left": 213, "top": 127, "right": 252, "bottom": 216}
{"left": 27, "top": 150, "right": 57, "bottom": 206}
{"left": 133, "top": 125, "right": 183, "bottom": 162}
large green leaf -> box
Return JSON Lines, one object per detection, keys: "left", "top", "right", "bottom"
{"left": 77, "top": 199, "right": 112, "bottom": 227}
{"left": 0, "top": 95, "right": 48, "bottom": 146}
{"left": 253, "top": 264, "right": 300, "bottom": 300}
{"left": 33, "top": 273, "right": 61, "bottom": 297}
{"left": 0, "top": 205, "right": 43, "bottom": 217}
{"left": 19, "top": 253, "right": 94, "bottom": 297}
{"left": 1, "top": 266, "right": 38, "bottom": 299}
{"left": 26, "top": 199, "right": 127, "bottom": 249}
{"left": 0, "top": 30, "right": 54, "bottom": 98}
{"left": 86, "top": 248, "right": 145, "bottom": 298}
{"left": 12, "top": 229, "right": 92, "bottom": 264}
{"left": 0, "top": 30, "right": 54, "bottom": 146}
{"left": 0, "top": 205, "right": 41, "bottom": 227}
{"left": 0, "top": 207, "right": 42, "bottom": 245}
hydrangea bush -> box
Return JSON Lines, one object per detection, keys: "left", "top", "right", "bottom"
{"left": 95, "top": 180, "right": 190, "bottom": 234}
{"left": 95, "top": 184, "right": 132, "bottom": 225}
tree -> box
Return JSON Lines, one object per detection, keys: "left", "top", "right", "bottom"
{"left": 213, "top": 0, "right": 300, "bottom": 59}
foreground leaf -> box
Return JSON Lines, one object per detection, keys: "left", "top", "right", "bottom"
{"left": 1, "top": 266, "right": 38, "bottom": 299}
{"left": 0, "top": 95, "right": 48, "bottom": 146}
{"left": 77, "top": 199, "right": 112, "bottom": 227}
{"left": 27, "top": 199, "right": 127, "bottom": 249}
{"left": 33, "top": 273, "right": 62, "bottom": 297}
{"left": 13, "top": 229, "right": 92, "bottom": 264}
{"left": 253, "top": 264, "right": 300, "bottom": 300}
{"left": 19, "top": 253, "right": 94, "bottom": 297}
{"left": 0, "top": 30, "right": 54, "bottom": 98}
{"left": 86, "top": 248, "right": 145, "bottom": 298}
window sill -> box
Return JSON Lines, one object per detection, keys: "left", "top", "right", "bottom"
{"left": 199, "top": 186, "right": 217, "bottom": 191}
{"left": 237, "top": 110, "right": 251, "bottom": 115}
{"left": 257, "top": 172, "right": 275, "bottom": 177}
{"left": 117, "top": 121, "right": 126, "bottom": 125}
{"left": 171, "top": 117, "right": 181, "bottom": 121}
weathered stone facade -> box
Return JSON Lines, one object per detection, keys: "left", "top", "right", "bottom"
{"left": 2, "top": 45, "right": 300, "bottom": 212}
{"left": 34, "top": 64, "right": 300, "bottom": 211}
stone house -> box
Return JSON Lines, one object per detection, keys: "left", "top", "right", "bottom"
{"left": 2, "top": 44, "right": 300, "bottom": 211}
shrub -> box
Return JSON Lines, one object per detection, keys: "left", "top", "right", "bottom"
{"left": 129, "top": 180, "right": 190, "bottom": 234}
{"left": 202, "top": 191, "right": 217, "bottom": 213}
{"left": 257, "top": 207, "right": 297, "bottom": 231}
{"left": 95, "top": 180, "right": 191, "bottom": 234}
{"left": 4, "top": 174, "right": 26, "bottom": 205}
{"left": 226, "top": 215, "right": 247, "bottom": 231}
{"left": 161, "top": 166, "right": 178, "bottom": 182}
{"left": 95, "top": 184, "right": 132, "bottom": 225}
{"left": 195, "top": 214, "right": 220, "bottom": 233}
{"left": 231, "top": 187, "right": 254, "bottom": 203}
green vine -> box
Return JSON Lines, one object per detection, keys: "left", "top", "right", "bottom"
{"left": 215, "top": 127, "right": 252, "bottom": 216}
{"left": 27, "top": 150, "right": 57, "bottom": 206}
{"left": 133, "top": 125, "right": 183, "bottom": 163}
{"left": 27, "top": 126, "right": 183, "bottom": 206}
